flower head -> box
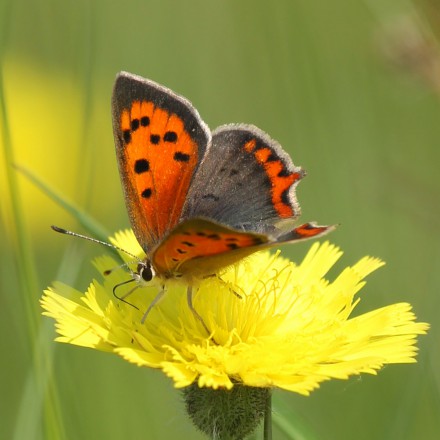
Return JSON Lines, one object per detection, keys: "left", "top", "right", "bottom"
{"left": 42, "top": 230, "right": 428, "bottom": 395}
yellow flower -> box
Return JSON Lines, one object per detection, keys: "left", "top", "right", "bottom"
{"left": 41, "top": 231, "right": 428, "bottom": 396}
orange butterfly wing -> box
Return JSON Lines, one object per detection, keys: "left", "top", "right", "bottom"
{"left": 152, "top": 218, "right": 333, "bottom": 279}
{"left": 152, "top": 218, "right": 268, "bottom": 278}
{"left": 112, "top": 72, "right": 210, "bottom": 252}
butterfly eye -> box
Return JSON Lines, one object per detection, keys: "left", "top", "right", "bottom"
{"left": 137, "top": 261, "right": 155, "bottom": 282}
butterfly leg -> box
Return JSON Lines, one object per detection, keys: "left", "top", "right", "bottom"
{"left": 202, "top": 274, "right": 243, "bottom": 299}
{"left": 187, "top": 285, "right": 213, "bottom": 336}
{"left": 141, "top": 285, "right": 166, "bottom": 324}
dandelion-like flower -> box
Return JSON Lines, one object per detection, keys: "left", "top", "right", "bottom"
{"left": 42, "top": 231, "right": 428, "bottom": 438}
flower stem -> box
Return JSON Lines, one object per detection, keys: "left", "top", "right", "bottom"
{"left": 263, "top": 389, "right": 272, "bottom": 440}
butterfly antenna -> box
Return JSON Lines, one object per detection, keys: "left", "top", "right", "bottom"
{"left": 51, "top": 225, "right": 142, "bottom": 262}
{"left": 112, "top": 278, "right": 140, "bottom": 309}
{"left": 103, "top": 260, "right": 137, "bottom": 276}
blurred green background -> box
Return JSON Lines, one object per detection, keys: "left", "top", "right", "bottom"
{"left": 1, "top": 0, "right": 439, "bottom": 439}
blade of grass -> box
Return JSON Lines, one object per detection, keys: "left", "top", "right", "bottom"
{"left": 0, "top": 21, "right": 65, "bottom": 440}
{"left": 15, "top": 164, "right": 113, "bottom": 246}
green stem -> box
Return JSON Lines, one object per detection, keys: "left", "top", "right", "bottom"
{"left": 263, "top": 389, "right": 272, "bottom": 440}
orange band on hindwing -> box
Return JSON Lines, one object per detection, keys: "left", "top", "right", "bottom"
{"left": 292, "top": 223, "right": 330, "bottom": 238}
{"left": 152, "top": 220, "right": 267, "bottom": 275}
{"left": 243, "top": 139, "right": 302, "bottom": 218}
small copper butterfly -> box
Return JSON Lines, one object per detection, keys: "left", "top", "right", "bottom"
{"left": 54, "top": 71, "right": 334, "bottom": 329}
{"left": 110, "top": 72, "right": 333, "bottom": 322}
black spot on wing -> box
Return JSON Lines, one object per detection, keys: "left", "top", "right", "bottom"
{"left": 181, "top": 241, "right": 195, "bottom": 247}
{"left": 131, "top": 119, "right": 140, "bottom": 131}
{"left": 140, "top": 116, "right": 150, "bottom": 126}
{"left": 123, "top": 130, "right": 131, "bottom": 144}
{"left": 141, "top": 188, "right": 152, "bottom": 198}
{"left": 174, "top": 152, "right": 190, "bottom": 162}
{"left": 207, "top": 234, "right": 221, "bottom": 240}
{"left": 134, "top": 159, "right": 150, "bottom": 174}
{"left": 164, "top": 131, "right": 178, "bottom": 142}
{"left": 150, "top": 134, "right": 160, "bottom": 144}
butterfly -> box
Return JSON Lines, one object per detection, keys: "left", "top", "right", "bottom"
{"left": 109, "top": 72, "right": 334, "bottom": 328}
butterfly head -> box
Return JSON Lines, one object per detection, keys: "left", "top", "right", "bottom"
{"left": 134, "top": 259, "right": 158, "bottom": 286}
